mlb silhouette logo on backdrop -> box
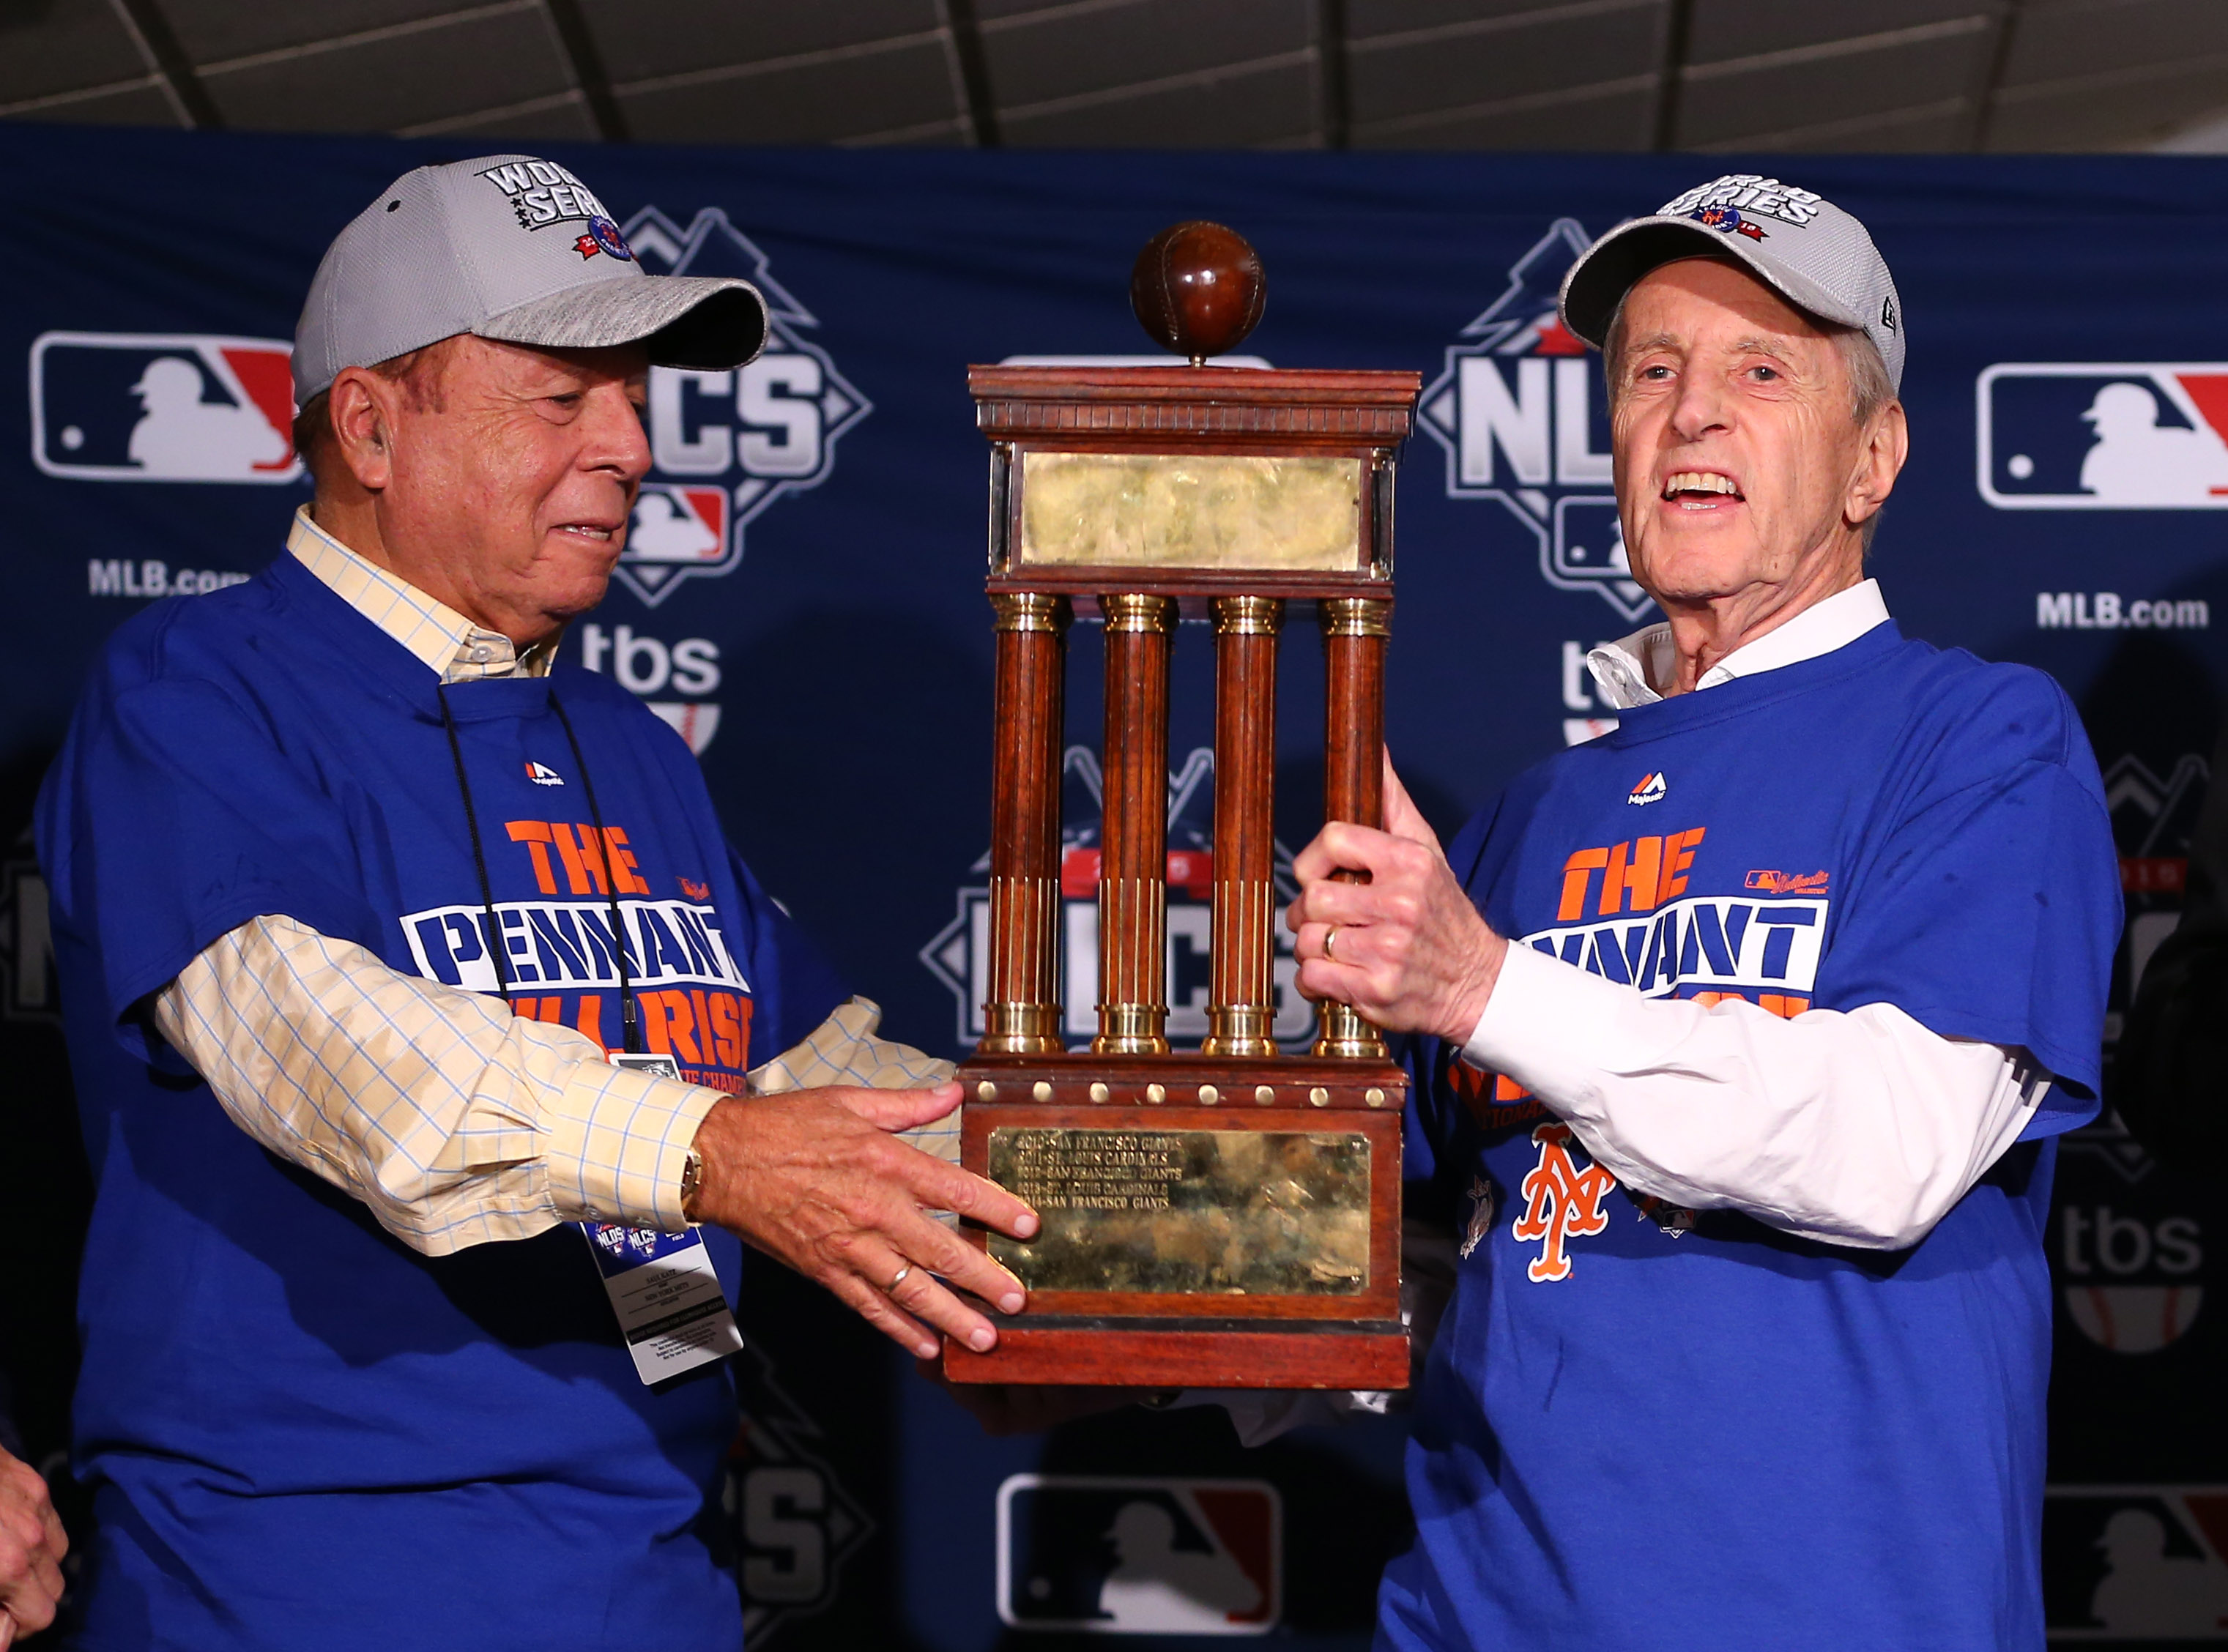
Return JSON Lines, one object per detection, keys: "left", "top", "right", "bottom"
{"left": 31, "top": 332, "right": 299, "bottom": 483}
{"left": 996, "top": 1475, "right": 1280, "bottom": 1634}
{"left": 1978, "top": 363, "right": 2228, "bottom": 507}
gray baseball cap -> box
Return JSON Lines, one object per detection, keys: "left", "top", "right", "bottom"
{"left": 293, "top": 154, "right": 768, "bottom": 403}
{"left": 1559, "top": 174, "right": 1904, "bottom": 393}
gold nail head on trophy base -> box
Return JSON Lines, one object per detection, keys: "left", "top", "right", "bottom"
{"left": 1033, "top": 1080, "right": 1053, "bottom": 1102}
{"left": 1146, "top": 1083, "right": 1167, "bottom": 1104}
{"left": 1310, "top": 1086, "right": 1332, "bottom": 1107}
{"left": 1090, "top": 1082, "right": 1110, "bottom": 1103}
{"left": 1254, "top": 1084, "right": 1275, "bottom": 1105}
{"left": 976, "top": 1081, "right": 998, "bottom": 1102}
{"left": 1198, "top": 1084, "right": 1219, "bottom": 1105}
{"left": 1365, "top": 1087, "right": 1388, "bottom": 1108}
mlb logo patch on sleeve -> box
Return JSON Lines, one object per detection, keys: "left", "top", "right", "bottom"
{"left": 31, "top": 332, "right": 300, "bottom": 483}
{"left": 1978, "top": 363, "right": 2228, "bottom": 508}
{"left": 996, "top": 1475, "right": 1280, "bottom": 1635}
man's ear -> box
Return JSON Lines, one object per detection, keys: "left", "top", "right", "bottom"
{"left": 328, "top": 368, "right": 397, "bottom": 492}
{"left": 1846, "top": 400, "right": 1909, "bottom": 527}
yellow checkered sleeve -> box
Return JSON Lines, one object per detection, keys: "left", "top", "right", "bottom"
{"left": 155, "top": 915, "right": 713, "bottom": 1253}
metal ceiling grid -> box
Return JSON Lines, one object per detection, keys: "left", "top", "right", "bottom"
{"left": 2, "top": 0, "right": 2227, "bottom": 152}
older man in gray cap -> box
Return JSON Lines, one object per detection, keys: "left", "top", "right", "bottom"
{"left": 1283, "top": 175, "right": 2120, "bottom": 1647}
{"left": 36, "top": 155, "right": 1038, "bottom": 1650}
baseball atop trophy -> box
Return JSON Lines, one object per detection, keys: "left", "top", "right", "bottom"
{"left": 943, "top": 224, "right": 1423, "bottom": 1390}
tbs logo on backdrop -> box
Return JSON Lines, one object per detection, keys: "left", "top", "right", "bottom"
{"left": 1979, "top": 363, "right": 2228, "bottom": 507}
{"left": 996, "top": 1476, "right": 1280, "bottom": 1634}
{"left": 1417, "top": 219, "right": 1650, "bottom": 623}
{"left": 30, "top": 332, "right": 300, "bottom": 483}
{"left": 614, "top": 204, "right": 869, "bottom": 607}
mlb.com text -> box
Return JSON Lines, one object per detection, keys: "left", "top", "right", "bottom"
{"left": 2036, "top": 592, "right": 2209, "bottom": 630}
{"left": 88, "top": 559, "right": 248, "bottom": 598}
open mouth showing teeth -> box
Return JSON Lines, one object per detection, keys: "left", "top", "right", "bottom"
{"left": 1663, "top": 471, "right": 1742, "bottom": 504}
{"left": 559, "top": 525, "right": 617, "bottom": 540}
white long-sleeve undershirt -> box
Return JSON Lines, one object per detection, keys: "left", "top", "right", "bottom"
{"left": 1463, "top": 942, "right": 2048, "bottom": 1250}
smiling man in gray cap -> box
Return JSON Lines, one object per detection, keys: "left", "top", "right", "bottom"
{"left": 37, "top": 155, "right": 1038, "bottom": 1650}
{"left": 1280, "top": 174, "right": 2122, "bottom": 1647}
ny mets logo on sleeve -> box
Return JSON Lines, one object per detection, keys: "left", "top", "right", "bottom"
{"left": 1512, "top": 1123, "right": 1616, "bottom": 1282}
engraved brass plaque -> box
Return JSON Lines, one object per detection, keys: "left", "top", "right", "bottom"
{"left": 1017, "top": 452, "right": 1364, "bottom": 572}
{"left": 987, "top": 1126, "right": 1371, "bottom": 1295}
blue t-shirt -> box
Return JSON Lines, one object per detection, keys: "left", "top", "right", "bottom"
{"left": 1378, "top": 622, "right": 2120, "bottom": 1652}
{"left": 37, "top": 551, "right": 846, "bottom": 1651}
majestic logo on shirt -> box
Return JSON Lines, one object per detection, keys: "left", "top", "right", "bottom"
{"left": 1627, "top": 771, "right": 1666, "bottom": 805}
{"left": 29, "top": 332, "right": 300, "bottom": 484}
{"left": 614, "top": 206, "right": 870, "bottom": 607}
{"left": 524, "top": 761, "right": 564, "bottom": 787}
{"left": 1978, "top": 362, "right": 2228, "bottom": 508}
{"left": 1511, "top": 1123, "right": 1616, "bottom": 1283}
{"left": 1417, "top": 220, "right": 1656, "bottom": 622}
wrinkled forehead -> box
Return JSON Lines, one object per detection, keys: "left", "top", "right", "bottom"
{"left": 1619, "top": 256, "right": 1835, "bottom": 352}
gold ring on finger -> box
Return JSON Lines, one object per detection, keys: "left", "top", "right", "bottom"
{"left": 1324, "top": 926, "right": 1339, "bottom": 961}
{"left": 888, "top": 1263, "right": 913, "bottom": 1292}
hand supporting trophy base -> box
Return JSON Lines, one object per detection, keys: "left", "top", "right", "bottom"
{"left": 947, "top": 223, "right": 1422, "bottom": 1390}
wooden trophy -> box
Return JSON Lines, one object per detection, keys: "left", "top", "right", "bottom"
{"left": 943, "top": 223, "right": 1421, "bottom": 1390}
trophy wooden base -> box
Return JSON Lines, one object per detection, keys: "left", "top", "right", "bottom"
{"left": 943, "top": 1320, "right": 1410, "bottom": 1389}
{"left": 943, "top": 1052, "right": 1408, "bottom": 1389}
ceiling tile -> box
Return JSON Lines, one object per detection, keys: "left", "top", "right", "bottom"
{"left": 998, "top": 56, "right": 1314, "bottom": 144}
{"left": 0, "top": 0, "right": 146, "bottom": 104}
{"left": 162, "top": 0, "right": 471, "bottom": 68}
{"left": 1346, "top": 0, "right": 1643, "bottom": 37}
{"left": 983, "top": 0, "right": 1308, "bottom": 108}
{"left": 1697, "top": 97, "right": 1972, "bottom": 152}
{"left": 1675, "top": 33, "right": 1985, "bottom": 146}
{"left": 1348, "top": 4, "right": 1660, "bottom": 124}
{"left": 201, "top": 10, "right": 571, "bottom": 133}
{"left": 579, "top": 0, "right": 941, "bottom": 86}
{"left": 1352, "top": 79, "right": 1653, "bottom": 147}
{"left": 4, "top": 81, "right": 179, "bottom": 125}
{"left": 405, "top": 91, "right": 601, "bottom": 141}
{"left": 2002, "top": 0, "right": 2228, "bottom": 88}
{"left": 619, "top": 40, "right": 958, "bottom": 144}
{"left": 1990, "top": 55, "right": 2228, "bottom": 148}
{"left": 1687, "top": 0, "right": 1993, "bottom": 64}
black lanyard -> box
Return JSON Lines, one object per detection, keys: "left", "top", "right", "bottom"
{"left": 436, "top": 680, "right": 645, "bottom": 1055}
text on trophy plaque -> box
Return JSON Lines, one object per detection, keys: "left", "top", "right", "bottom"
{"left": 987, "top": 1127, "right": 1372, "bottom": 1295}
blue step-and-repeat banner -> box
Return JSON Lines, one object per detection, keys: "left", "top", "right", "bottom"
{"left": 1, "top": 124, "right": 2224, "bottom": 1646}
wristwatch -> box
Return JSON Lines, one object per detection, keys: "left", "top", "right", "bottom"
{"left": 680, "top": 1145, "right": 705, "bottom": 1225}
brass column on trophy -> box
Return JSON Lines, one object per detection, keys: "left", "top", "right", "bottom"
{"left": 948, "top": 223, "right": 1420, "bottom": 1391}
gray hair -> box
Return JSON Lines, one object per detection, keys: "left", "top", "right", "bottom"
{"left": 1600, "top": 281, "right": 1896, "bottom": 551}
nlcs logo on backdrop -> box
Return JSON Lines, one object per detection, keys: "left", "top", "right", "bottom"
{"left": 921, "top": 747, "right": 1314, "bottom": 1050}
{"left": 1417, "top": 220, "right": 1651, "bottom": 622}
{"left": 997, "top": 1476, "right": 1280, "bottom": 1635}
{"left": 30, "top": 332, "right": 300, "bottom": 483}
{"left": 1978, "top": 363, "right": 2228, "bottom": 507}
{"left": 615, "top": 205, "right": 869, "bottom": 607}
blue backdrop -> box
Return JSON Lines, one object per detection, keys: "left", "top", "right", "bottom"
{"left": 1, "top": 124, "right": 2222, "bottom": 1646}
